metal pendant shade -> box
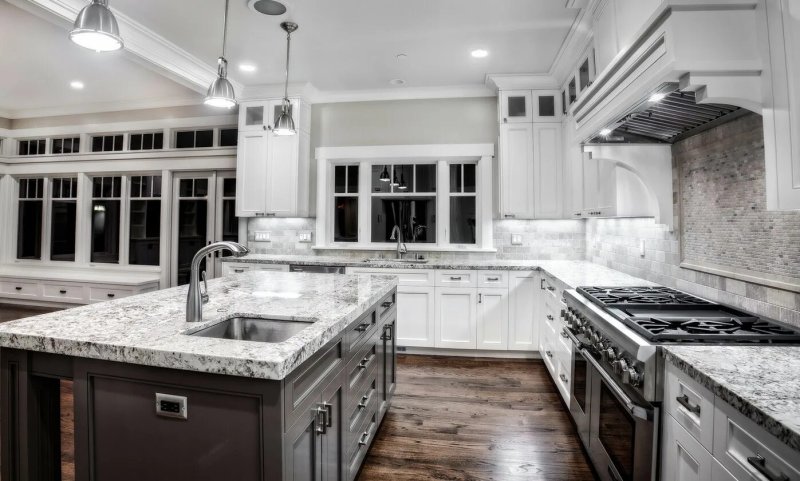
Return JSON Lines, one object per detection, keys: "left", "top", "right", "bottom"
{"left": 70, "top": 0, "right": 123, "bottom": 52}
{"left": 204, "top": 0, "right": 236, "bottom": 108}
{"left": 272, "top": 22, "right": 298, "bottom": 136}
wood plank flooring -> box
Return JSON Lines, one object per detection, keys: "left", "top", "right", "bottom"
{"left": 0, "top": 303, "right": 59, "bottom": 323}
{"left": 356, "top": 355, "right": 597, "bottom": 481}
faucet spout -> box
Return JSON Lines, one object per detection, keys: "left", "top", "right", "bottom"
{"left": 186, "top": 241, "right": 249, "bottom": 322}
{"left": 390, "top": 225, "right": 407, "bottom": 260}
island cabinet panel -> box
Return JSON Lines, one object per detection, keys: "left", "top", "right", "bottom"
{"left": 377, "top": 317, "right": 397, "bottom": 420}
{"left": 284, "top": 339, "right": 345, "bottom": 430}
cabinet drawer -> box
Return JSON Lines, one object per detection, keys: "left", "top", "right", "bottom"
{"left": 435, "top": 270, "right": 477, "bottom": 288}
{"left": 224, "top": 264, "right": 251, "bottom": 275}
{"left": 347, "top": 375, "right": 377, "bottom": 451}
{"left": 713, "top": 400, "right": 800, "bottom": 481}
{"left": 345, "top": 310, "right": 378, "bottom": 353}
{"left": 347, "top": 411, "right": 378, "bottom": 481}
{"left": 88, "top": 286, "right": 134, "bottom": 303}
{"left": 541, "top": 336, "right": 556, "bottom": 377}
{"left": 0, "top": 280, "right": 40, "bottom": 298}
{"left": 554, "top": 351, "right": 571, "bottom": 404}
{"left": 377, "top": 291, "right": 396, "bottom": 319}
{"left": 542, "top": 299, "right": 558, "bottom": 338}
{"left": 346, "top": 339, "right": 378, "bottom": 391}
{"left": 477, "top": 271, "right": 509, "bottom": 288}
{"left": 284, "top": 339, "right": 344, "bottom": 430}
{"left": 42, "top": 283, "right": 86, "bottom": 303}
{"left": 662, "top": 413, "right": 713, "bottom": 481}
{"left": 540, "top": 275, "right": 560, "bottom": 301}
{"left": 347, "top": 268, "right": 434, "bottom": 287}
{"left": 665, "top": 363, "right": 715, "bottom": 453}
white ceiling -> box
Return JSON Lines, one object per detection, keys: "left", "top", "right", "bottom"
{"left": 112, "top": 0, "right": 580, "bottom": 91}
{"left": 0, "top": 1, "right": 200, "bottom": 118}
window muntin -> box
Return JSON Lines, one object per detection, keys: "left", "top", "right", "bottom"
{"left": 369, "top": 163, "right": 437, "bottom": 244}
{"left": 90, "top": 176, "right": 122, "bottom": 263}
{"left": 18, "top": 139, "right": 46, "bottom": 156}
{"left": 175, "top": 129, "right": 213, "bottom": 149}
{"left": 92, "top": 135, "right": 124, "bottom": 152}
{"left": 17, "top": 178, "right": 44, "bottom": 259}
{"left": 129, "top": 175, "right": 162, "bottom": 266}
{"left": 51, "top": 137, "right": 80, "bottom": 154}
{"left": 50, "top": 178, "right": 78, "bottom": 261}
{"left": 333, "top": 165, "right": 359, "bottom": 243}
{"left": 371, "top": 164, "right": 436, "bottom": 194}
{"left": 129, "top": 132, "right": 164, "bottom": 151}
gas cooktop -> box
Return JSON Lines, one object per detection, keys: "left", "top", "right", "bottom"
{"left": 576, "top": 286, "right": 800, "bottom": 344}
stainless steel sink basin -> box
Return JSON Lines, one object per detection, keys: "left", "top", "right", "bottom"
{"left": 363, "top": 258, "right": 429, "bottom": 264}
{"left": 188, "top": 317, "right": 314, "bottom": 343}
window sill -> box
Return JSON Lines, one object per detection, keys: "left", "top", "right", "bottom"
{"left": 313, "top": 244, "right": 497, "bottom": 254}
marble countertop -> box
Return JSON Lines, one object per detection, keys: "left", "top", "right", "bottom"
{"left": 0, "top": 272, "right": 397, "bottom": 380}
{"left": 224, "top": 255, "right": 654, "bottom": 289}
{"left": 663, "top": 346, "right": 800, "bottom": 453}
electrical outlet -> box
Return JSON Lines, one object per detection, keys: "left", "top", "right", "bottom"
{"left": 254, "top": 231, "right": 270, "bottom": 242}
{"left": 639, "top": 239, "right": 646, "bottom": 257}
{"left": 511, "top": 234, "right": 523, "bottom": 245}
{"left": 298, "top": 231, "right": 313, "bottom": 243}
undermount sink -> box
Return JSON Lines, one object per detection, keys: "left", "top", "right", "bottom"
{"left": 363, "top": 258, "right": 429, "bottom": 264}
{"left": 187, "top": 317, "right": 314, "bottom": 343}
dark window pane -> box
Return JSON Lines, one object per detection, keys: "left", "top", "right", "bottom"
{"left": 450, "top": 197, "right": 476, "bottom": 244}
{"left": 371, "top": 165, "right": 391, "bottom": 193}
{"left": 562, "top": 90, "right": 567, "bottom": 114}
{"left": 130, "top": 176, "right": 142, "bottom": 198}
{"left": 223, "top": 178, "right": 236, "bottom": 197}
{"left": 334, "top": 197, "right": 358, "bottom": 242}
{"left": 52, "top": 139, "right": 63, "bottom": 154}
{"left": 93, "top": 177, "right": 102, "bottom": 197}
{"left": 334, "top": 166, "right": 347, "bottom": 194}
{"left": 195, "top": 130, "right": 213, "bottom": 148}
{"left": 221, "top": 199, "right": 238, "bottom": 243}
{"left": 92, "top": 136, "right": 104, "bottom": 152}
{"left": 347, "top": 165, "right": 359, "bottom": 194}
{"left": 130, "top": 134, "right": 143, "bottom": 151}
{"left": 141, "top": 176, "right": 152, "bottom": 197}
{"left": 19, "top": 179, "right": 28, "bottom": 199}
{"left": 394, "top": 165, "right": 412, "bottom": 192}
{"left": 507, "top": 96, "right": 527, "bottom": 118}
{"left": 463, "top": 164, "right": 476, "bottom": 193}
{"left": 417, "top": 165, "right": 436, "bottom": 193}
{"left": 52, "top": 178, "right": 62, "bottom": 198}
{"left": 51, "top": 200, "right": 77, "bottom": 261}
{"left": 142, "top": 133, "right": 153, "bottom": 150}
{"left": 113, "top": 135, "right": 123, "bottom": 151}
{"left": 179, "top": 179, "right": 193, "bottom": 197}
{"left": 153, "top": 132, "right": 163, "bottom": 149}
{"left": 69, "top": 178, "right": 77, "bottom": 198}
{"left": 101, "top": 177, "right": 112, "bottom": 197}
{"left": 91, "top": 200, "right": 121, "bottom": 263}
{"left": 219, "top": 128, "right": 238, "bottom": 147}
{"left": 17, "top": 200, "right": 43, "bottom": 259}
{"left": 102, "top": 136, "right": 113, "bottom": 152}
{"left": 194, "top": 179, "right": 208, "bottom": 197}
{"left": 579, "top": 58, "right": 590, "bottom": 90}
{"left": 175, "top": 131, "right": 194, "bottom": 149}
{"left": 113, "top": 177, "right": 121, "bottom": 197}
{"left": 569, "top": 77, "right": 577, "bottom": 103}
{"left": 129, "top": 199, "right": 161, "bottom": 266}
{"left": 450, "top": 164, "right": 462, "bottom": 193}
{"left": 152, "top": 176, "right": 162, "bottom": 197}
{"left": 371, "top": 197, "right": 435, "bottom": 244}
{"left": 18, "top": 141, "right": 28, "bottom": 156}
{"left": 38, "top": 140, "right": 45, "bottom": 154}
{"left": 177, "top": 199, "right": 208, "bottom": 285}
{"left": 539, "top": 96, "right": 555, "bottom": 117}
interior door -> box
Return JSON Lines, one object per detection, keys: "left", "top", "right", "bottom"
{"left": 214, "top": 172, "right": 241, "bottom": 276}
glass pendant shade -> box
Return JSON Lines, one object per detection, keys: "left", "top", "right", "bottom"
{"left": 398, "top": 174, "right": 408, "bottom": 190}
{"left": 272, "top": 101, "right": 296, "bottom": 135}
{"left": 379, "top": 166, "right": 390, "bottom": 182}
{"left": 390, "top": 169, "right": 400, "bottom": 187}
{"left": 70, "top": 0, "right": 123, "bottom": 52}
{"left": 204, "top": 57, "right": 236, "bottom": 108}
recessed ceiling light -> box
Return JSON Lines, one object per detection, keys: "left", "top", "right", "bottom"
{"left": 239, "top": 63, "right": 257, "bottom": 72}
{"left": 70, "top": 80, "right": 85, "bottom": 90}
{"left": 649, "top": 92, "right": 667, "bottom": 102}
{"left": 599, "top": 128, "right": 613, "bottom": 136}
{"left": 471, "top": 49, "right": 489, "bottom": 58}
{"left": 395, "top": 53, "right": 407, "bottom": 60}
{"left": 389, "top": 79, "right": 406, "bottom": 86}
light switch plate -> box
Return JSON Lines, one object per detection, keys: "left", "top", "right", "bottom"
{"left": 254, "top": 231, "right": 270, "bottom": 242}
{"left": 511, "top": 234, "right": 523, "bottom": 245}
{"left": 298, "top": 231, "right": 313, "bottom": 243}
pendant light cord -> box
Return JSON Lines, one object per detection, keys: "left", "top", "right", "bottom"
{"left": 283, "top": 27, "right": 292, "bottom": 110}
{"left": 221, "top": 0, "right": 229, "bottom": 58}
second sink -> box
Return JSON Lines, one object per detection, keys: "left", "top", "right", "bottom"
{"left": 188, "top": 317, "right": 314, "bottom": 343}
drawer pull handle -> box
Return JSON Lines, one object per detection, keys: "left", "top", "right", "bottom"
{"left": 314, "top": 402, "right": 332, "bottom": 435}
{"left": 676, "top": 394, "right": 701, "bottom": 415}
{"left": 107, "top": 293, "right": 115, "bottom": 298}
{"left": 15, "top": 286, "right": 22, "bottom": 291}
{"left": 59, "top": 289, "right": 67, "bottom": 294}
{"left": 354, "top": 322, "right": 370, "bottom": 332}
{"left": 545, "top": 350, "right": 553, "bottom": 358}
{"left": 546, "top": 315, "right": 554, "bottom": 321}
{"left": 747, "top": 454, "right": 789, "bottom": 481}
{"left": 358, "top": 356, "right": 370, "bottom": 369}
{"left": 381, "top": 324, "right": 393, "bottom": 341}
{"left": 449, "top": 276, "right": 463, "bottom": 281}
{"left": 487, "top": 277, "right": 500, "bottom": 281}
{"left": 548, "top": 286, "right": 555, "bottom": 292}
{"left": 358, "top": 430, "right": 370, "bottom": 446}
{"left": 381, "top": 300, "right": 394, "bottom": 309}
{"left": 560, "top": 330, "right": 569, "bottom": 339}
{"left": 559, "top": 373, "right": 568, "bottom": 383}
{"left": 358, "top": 394, "right": 369, "bottom": 409}
{"left": 234, "top": 269, "right": 245, "bottom": 273}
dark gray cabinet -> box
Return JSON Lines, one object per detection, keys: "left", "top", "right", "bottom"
{"left": 378, "top": 317, "right": 397, "bottom": 419}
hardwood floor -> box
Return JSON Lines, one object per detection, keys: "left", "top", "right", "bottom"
{"left": 357, "top": 355, "right": 597, "bottom": 481}
{"left": 0, "top": 303, "right": 59, "bottom": 323}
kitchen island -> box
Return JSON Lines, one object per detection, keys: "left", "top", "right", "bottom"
{"left": 0, "top": 271, "right": 398, "bottom": 481}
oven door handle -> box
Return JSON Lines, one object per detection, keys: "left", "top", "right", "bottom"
{"left": 582, "top": 348, "right": 653, "bottom": 421}
{"left": 563, "top": 327, "right": 583, "bottom": 348}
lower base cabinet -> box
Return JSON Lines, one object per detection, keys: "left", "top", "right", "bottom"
{"left": 435, "top": 287, "right": 477, "bottom": 349}
{"left": 476, "top": 288, "right": 509, "bottom": 350}
{"left": 662, "top": 414, "right": 713, "bottom": 481}
{"left": 395, "top": 286, "right": 435, "bottom": 347}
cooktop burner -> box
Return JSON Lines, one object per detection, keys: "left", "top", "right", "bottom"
{"left": 577, "top": 286, "right": 713, "bottom": 307}
{"left": 624, "top": 316, "right": 800, "bottom": 342}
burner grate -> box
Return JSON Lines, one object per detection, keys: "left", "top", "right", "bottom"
{"left": 577, "top": 286, "right": 713, "bottom": 307}
{"left": 625, "top": 316, "right": 800, "bottom": 342}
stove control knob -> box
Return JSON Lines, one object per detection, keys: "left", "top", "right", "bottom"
{"left": 613, "top": 358, "right": 629, "bottom": 375}
{"left": 602, "top": 347, "right": 617, "bottom": 363}
{"left": 622, "top": 368, "right": 644, "bottom": 387}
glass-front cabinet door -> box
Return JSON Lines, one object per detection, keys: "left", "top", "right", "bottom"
{"left": 499, "top": 90, "right": 533, "bottom": 123}
{"left": 532, "top": 90, "right": 562, "bottom": 122}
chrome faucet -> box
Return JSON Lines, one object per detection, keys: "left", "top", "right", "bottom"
{"left": 186, "top": 241, "right": 249, "bottom": 322}
{"left": 389, "top": 225, "right": 407, "bottom": 260}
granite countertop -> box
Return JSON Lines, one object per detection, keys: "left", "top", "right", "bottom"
{"left": 225, "top": 254, "right": 654, "bottom": 289}
{"left": 0, "top": 272, "right": 397, "bottom": 380}
{"left": 663, "top": 346, "right": 800, "bottom": 453}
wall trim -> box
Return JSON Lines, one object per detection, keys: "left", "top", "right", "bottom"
{"left": 681, "top": 262, "right": 800, "bottom": 295}
{"left": 398, "top": 347, "right": 540, "bottom": 360}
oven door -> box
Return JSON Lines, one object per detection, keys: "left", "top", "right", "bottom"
{"left": 585, "top": 350, "right": 658, "bottom": 481}
{"left": 567, "top": 331, "right": 592, "bottom": 448}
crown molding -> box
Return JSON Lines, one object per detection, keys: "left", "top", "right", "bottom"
{"left": 8, "top": 0, "right": 244, "bottom": 95}
{"left": 484, "top": 73, "right": 560, "bottom": 92}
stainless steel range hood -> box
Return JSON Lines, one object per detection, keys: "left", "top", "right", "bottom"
{"left": 587, "top": 83, "right": 745, "bottom": 144}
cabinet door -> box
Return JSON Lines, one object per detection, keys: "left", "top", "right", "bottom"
{"left": 499, "top": 123, "right": 535, "bottom": 219}
{"left": 396, "top": 286, "right": 435, "bottom": 347}
{"left": 435, "top": 287, "right": 477, "bottom": 349}
{"left": 508, "top": 272, "right": 539, "bottom": 351}
{"left": 265, "top": 132, "right": 299, "bottom": 216}
{"left": 532, "top": 91, "right": 561, "bottom": 122}
{"left": 236, "top": 132, "right": 268, "bottom": 217}
{"left": 661, "top": 414, "right": 712, "bottom": 481}
{"left": 320, "top": 374, "right": 345, "bottom": 481}
{"left": 476, "top": 288, "right": 508, "bottom": 350}
{"left": 285, "top": 410, "right": 320, "bottom": 481}
{"left": 239, "top": 103, "right": 268, "bottom": 132}
{"left": 499, "top": 90, "right": 532, "bottom": 123}
{"left": 593, "top": 0, "right": 619, "bottom": 76}
{"left": 533, "top": 123, "right": 563, "bottom": 219}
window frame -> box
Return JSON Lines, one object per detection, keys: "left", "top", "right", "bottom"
{"left": 48, "top": 176, "right": 79, "bottom": 262}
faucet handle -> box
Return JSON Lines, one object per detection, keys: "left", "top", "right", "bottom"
{"left": 201, "top": 271, "right": 209, "bottom": 304}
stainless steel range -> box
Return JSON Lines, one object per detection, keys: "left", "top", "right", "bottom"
{"left": 561, "top": 286, "right": 800, "bottom": 481}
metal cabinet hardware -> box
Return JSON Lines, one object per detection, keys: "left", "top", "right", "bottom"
{"left": 747, "top": 454, "right": 789, "bottom": 481}
{"left": 354, "top": 322, "right": 371, "bottom": 332}
{"left": 503, "top": 213, "right": 515, "bottom": 218}
{"left": 560, "top": 330, "right": 569, "bottom": 339}
{"left": 315, "top": 402, "right": 332, "bottom": 435}
{"left": 546, "top": 314, "right": 554, "bottom": 321}
{"left": 449, "top": 276, "right": 463, "bottom": 281}
{"left": 358, "top": 394, "right": 369, "bottom": 409}
{"left": 487, "top": 277, "right": 500, "bottom": 281}
{"left": 358, "top": 430, "right": 370, "bottom": 446}
{"left": 358, "top": 355, "right": 371, "bottom": 369}
{"left": 107, "top": 293, "right": 115, "bottom": 298}
{"left": 59, "top": 289, "right": 67, "bottom": 294}
{"left": 584, "top": 349, "right": 653, "bottom": 421}
{"left": 381, "top": 324, "right": 394, "bottom": 341}
{"left": 233, "top": 268, "right": 245, "bottom": 273}
{"left": 545, "top": 350, "right": 553, "bottom": 358}
{"left": 478, "top": 293, "right": 482, "bottom": 304}
{"left": 676, "top": 394, "right": 701, "bottom": 415}
{"left": 15, "top": 286, "right": 22, "bottom": 291}
{"left": 381, "top": 300, "right": 394, "bottom": 308}
{"left": 559, "top": 373, "right": 568, "bottom": 383}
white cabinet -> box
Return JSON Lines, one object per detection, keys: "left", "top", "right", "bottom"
{"left": 507, "top": 272, "right": 539, "bottom": 351}
{"left": 434, "top": 287, "right": 477, "bottom": 349}
{"left": 533, "top": 123, "right": 564, "bottom": 219}
{"left": 499, "top": 90, "right": 533, "bottom": 123}
{"left": 531, "top": 91, "right": 562, "bottom": 123}
{"left": 593, "top": 0, "right": 619, "bottom": 76}
{"left": 235, "top": 98, "right": 311, "bottom": 218}
{"left": 662, "top": 414, "right": 713, "bottom": 481}
{"left": 498, "top": 123, "right": 535, "bottom": 219}
{"left": 396, "top": 286, "right": 436, "bottom": 348}
{"left": 476, "top": 288, "right": 508, "bottom": 350}
{"left": 581, "top": 155, "right": 617, "bottom": 217}
{"left": 222, "top": 262, "right": 290, "bottom": 275}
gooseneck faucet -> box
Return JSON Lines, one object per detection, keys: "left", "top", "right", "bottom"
{"left": 389, "top": 225, "right": 407, "bottom": 260}
{"left": 186, "top": 241, "right": 249, "bottom": 322}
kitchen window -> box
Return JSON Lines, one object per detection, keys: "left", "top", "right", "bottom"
{"left": 18, "top": 139, "right": 46, "bottom": 156}
{"left": 129, "top": 175, "right": 162, "bottom": 266}
{"left": 91, "top": 176, "right": 122, "bottom": 263}
{"left": 219, "top": 128, "right": 238, "bottom": 147}
{"left": 129, "top": 132, "right": 164, "bottom": 151}
{"left": 370, "top": 164, "right": 437, "bottom": 244}
{"left": 334, "top": 165, "right": 359, "bottom": 243}
{"left": 51, "top": 137, "right": 80, "bottom": 154}
{"left": 17, "top": 178, "right": 44, "bottom": 259}
{"left": 92, "top": 134, "right": 124, "bottom": 152}
{"left": 448, "top": 163, "right": 477, "bottom": 245}
{"left": 50, "top": 178, "right": 78, "bottom": 261}
{"left": 175, "top": 129, "right": 214, "bottom": 149}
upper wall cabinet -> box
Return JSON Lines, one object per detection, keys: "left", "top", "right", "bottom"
{"left": 762, "top": 0, "right": 800, "bottom": 211}
{"left": 499, "top": 90, "right": 562, "bottom": 124}
{"left": 235, "top": 99, "right": 312, "bottom": 217}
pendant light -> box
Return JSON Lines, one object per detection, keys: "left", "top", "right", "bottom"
{"left": 398, "top": 173, "right": 408, "bottom": 190}
{"left": 204, "top": 0, "right": 236, "bottom": 108}
{"left": 70, "top": 0, "right": 123, "bottom": 52}
{"left": 379, "top": 165, "right": 391, "bottom": 182}
{"left": 390, "top": 167, "right": 400, "bottom": 187}
{"left": 273, "top": 22, "right": 298, "bottom": 136}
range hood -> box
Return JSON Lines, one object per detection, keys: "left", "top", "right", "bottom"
{"left": 587, "top": 83, "right": 744, "bottom": 144}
